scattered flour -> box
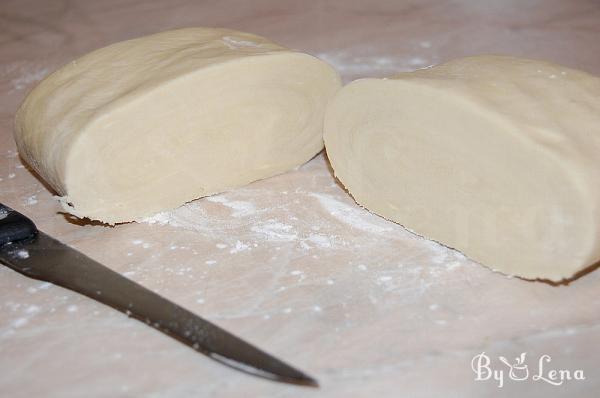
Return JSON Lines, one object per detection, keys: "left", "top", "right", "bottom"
{"left": 205, "top": 195, "right": 256, "bottom": 217}
{"left": 4, "top": 150, "right": 18, "bottom": 158}
{"left": 229, "top": 240, "right": 250, "bottom": 254}
{"left": 142, "top": 202, "right": 212, "bottom": 232}
{"left": 251, "top": 220, "right": 297, "bottom": 242}
{"left": 445, "top": 261, "right": 463, "bottom": 270}
{"left": 12, "top": 318, "right": 28, "bottom": 328}
{"left": 24, "top": 195, "right": 38, "bottom": 206}
{"left": 309, "top": 192, "right": 393, "bottom": 234}
{"left": 307, "top": 233, "right": 333, "bottom": 248}
{"left": 37, "top": 282, "right": 53, "bottom": 290}
{"left": 314, "top": 49, "right": 433, "bottom": 80}
{"left": 25, "top": 305, "right": 40, "bottom": 314}
{"left": 11, "top": 67, "right": 49, "bottom": 90}
{"left": 134, "top": 153, "right": 469, "bottom": 304}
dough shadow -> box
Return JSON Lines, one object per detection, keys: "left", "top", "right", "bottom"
{"left": 60, "top": 212, "right": 115, "bottom": 227}
{"left": 18, "top": 155, "right": 114, "bottom": 228}
{"left": 519, "top": 261, "right": 600, "bottom": 286}
{"left": 19, "top": 154, "right": 57, "bottom": 197}
{"left": 322, "top": 149, "right": 350, "bottom": 193}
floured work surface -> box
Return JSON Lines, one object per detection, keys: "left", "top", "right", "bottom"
{"left": 2, "top": 153, "right": 600, "bottom": 396}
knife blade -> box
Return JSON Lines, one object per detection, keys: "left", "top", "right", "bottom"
{"left": 0, "top": 203, "right": 317, "bottom": 387}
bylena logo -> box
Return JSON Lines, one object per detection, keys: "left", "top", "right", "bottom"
{"left": 471, "top": 352, "right": 585, "bottom": 388}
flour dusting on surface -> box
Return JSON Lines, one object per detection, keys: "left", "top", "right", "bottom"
{"left": 205, "top": 195, "right": 256, "bottom": 217}
{"left": 24, "top": 195, "right": 38, "bottom": 206}
{"left": 10, "top": 66, "right": 49, "bottom": 90}
{"left": 251, "top": 220, "right": 297, "bottom": 242}
{"left": 308, "top": 192, "right": 393, "bottom": 234}
{"left": 229, "top": 240, "right": 250, "bottom": 254}
{"left": 121, "top": 152, "right": 476, "bottom": 323}
{"left": 138, "top": 155, "right": 467, "bottom": 282}
{"left": 315, "top": 48, "right": 435, "bottom": 82}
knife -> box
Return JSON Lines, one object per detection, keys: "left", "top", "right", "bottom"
{"left": 0, "top": 203, "right": 317, "bottom": 387}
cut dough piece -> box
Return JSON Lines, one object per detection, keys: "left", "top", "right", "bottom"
{"left": 324, "top": 55, "right": 600, "bottom": 281}
{"left": 15, "top": 27, "right": 341, "bottom": 223}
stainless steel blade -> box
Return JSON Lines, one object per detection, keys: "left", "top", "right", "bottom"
{"left": 0, "top": 231, "right": 317, "bottom": 387}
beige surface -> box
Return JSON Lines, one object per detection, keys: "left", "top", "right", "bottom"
{"left": 0, "top": 1, "right": 599, "bottom": 397}
{"left": 15, "top": 27, "right": 340, "bottom": 223}
{"left": 324, "top": 55, "right": 600, "bottom": 281}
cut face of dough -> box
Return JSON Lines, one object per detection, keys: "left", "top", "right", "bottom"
{"left": 15, "top": 28, "right": 341, "bottom": 223}
{"left": 324, "top": 55, "right": 600, "bottom": 281}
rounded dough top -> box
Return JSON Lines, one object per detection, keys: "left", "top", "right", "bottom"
{"left": 324, "top": 55, "right": 600, "bottom": 281}
{"left": 15, "top": 28, "right": 341, "bottom": 223}
{"left": 15, "top": 28, "right": 289, "bottom": 193}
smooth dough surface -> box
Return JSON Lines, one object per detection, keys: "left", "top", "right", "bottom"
{"left": 15, "top": 27, "right": 341, "bottom": 223}
{"left": 324, "top": 55, "right": 600, "bottom": 281}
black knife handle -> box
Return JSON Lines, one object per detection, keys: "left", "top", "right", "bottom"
{"left": 0, "top": 203, "right": 38, "bottom": 246}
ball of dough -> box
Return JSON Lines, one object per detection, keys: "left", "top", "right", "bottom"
{"left": 324, "top": 55, "right": 600, "bottom": 281}
{"left": 15, "top": 27, "right": 341, "bottom": 223}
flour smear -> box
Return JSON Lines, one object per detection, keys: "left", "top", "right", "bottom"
{"left": 140, "top": 156, "right": 465, "bottom": 279}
